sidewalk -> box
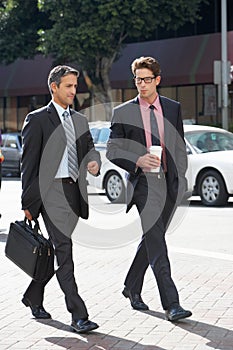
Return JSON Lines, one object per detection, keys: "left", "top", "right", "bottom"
{"left": 0, "top": 181, "right": 233, "bottom": 349}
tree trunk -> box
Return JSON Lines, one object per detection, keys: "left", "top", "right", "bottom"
{"left": 83, "top": 56, "right": 114, "bottom": 121}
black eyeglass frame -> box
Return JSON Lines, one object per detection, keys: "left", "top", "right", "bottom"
{"left": 133, "top": 76, "right": 157, "bottom": 84}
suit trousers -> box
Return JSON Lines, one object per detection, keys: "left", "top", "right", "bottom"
{"left": 124, "top": 173, "right": 179, "bottom": 310}
{"left": 24, "top": 180, "right": 88, "bottom": 321}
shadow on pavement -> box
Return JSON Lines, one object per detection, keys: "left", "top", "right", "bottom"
{"left": 45, "top": 335, "right": 164, "bottom": 350}
{"left": 189, "top": 199, "right": 233, "bottom": 208}
{"left": 37, "top": 318, "right": 165, "bottom": 349}
{"left": 142, "top": 310, "right": 232, "bottom": 349}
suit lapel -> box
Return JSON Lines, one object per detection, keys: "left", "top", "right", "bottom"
{"left": 47, "top": 102, "right": 67, "bottom": 144}
{"left": 159, "top": 96, "right": 171, "bottom": 147}
{"left": 130, "top": 97, "right": 147, "bottom": 146}
{"left": 70, "top": 110, "right": 84, "bottom": 162}
{"left": 47, "top": 102, "right": 61, "bottom": 128}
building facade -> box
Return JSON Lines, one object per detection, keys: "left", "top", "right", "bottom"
{"left": 0, "top": 31, "right": 233, "bottom": 132}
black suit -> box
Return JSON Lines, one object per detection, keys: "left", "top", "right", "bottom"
{"left": 21, "top": 102, "right": 101, "bottom": 320}
{"left": 106, "top": 96, "right": 187, "bottom": 310}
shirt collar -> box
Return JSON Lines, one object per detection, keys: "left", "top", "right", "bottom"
{"left": 138, "top": 94, "right": 160, "bottom": 110}
{"left": 52, "top": 100, "right": 70, "bottom": 117}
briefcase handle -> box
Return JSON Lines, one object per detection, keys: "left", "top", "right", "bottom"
{"left": 24, "top": 217, "right": 42, "bottom": 236}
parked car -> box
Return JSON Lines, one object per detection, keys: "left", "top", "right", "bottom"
{"left": 88, "top": 122, "right": 127, "bottom": 203}
{"left": 0, "top": 148, "right": 4, "bottom": 189}
{"left": 1, "top": 132, "right": 22, "bottom": 176}
{"left": 185, "top": 124, "right": 233, "bottom": 206}
{"left": 88, "top": 122, "right": 233, "bottom": 206}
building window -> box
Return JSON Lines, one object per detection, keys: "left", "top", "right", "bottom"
{"left": 177, "top": 86, "right": 196, "bottom": 121}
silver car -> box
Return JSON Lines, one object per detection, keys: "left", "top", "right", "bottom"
{"left": 1, "top": 132, "right": 22, "bottom": 177}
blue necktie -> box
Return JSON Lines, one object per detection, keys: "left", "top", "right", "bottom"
{"left": 149, "top": 105, "right": 160, "bottom": 146}
{"left": 62, "top": 111, "right": 79, "bottom": 181}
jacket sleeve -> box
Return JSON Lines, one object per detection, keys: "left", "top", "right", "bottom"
{"left": 21, "top": 113, "right": 43, "bottom": 218}
{"left": 106, "top": 107, "right": 144, "bottom": 174}
{"left": 76, "top": 116, "right": 101, "bottom": 176}
{"left": 170, "top": 103, "right": 188, "bottom": 204}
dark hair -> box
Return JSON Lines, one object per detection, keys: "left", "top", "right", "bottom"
{"left": 48, "top": 65, "right": 79, "bottom": 94}
{"left": 131, "top": 56, "right": 161, "bottom": 77}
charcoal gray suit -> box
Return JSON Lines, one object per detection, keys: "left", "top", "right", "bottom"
{"left": 106, "top": 96, "right": 187, "bottom": 310}
{"left": 21, "top": 101, "right": 101, "bottom": 320}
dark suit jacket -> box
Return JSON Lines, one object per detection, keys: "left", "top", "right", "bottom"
{"left": 106, "top": 96, "right": 188, "bottom": 213}
{"left": 21, "top": 102, "right": 101, "bottom": 219}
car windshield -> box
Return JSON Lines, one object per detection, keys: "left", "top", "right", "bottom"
{"left": 185, "top": 130, "right": 233, "bottom": 153}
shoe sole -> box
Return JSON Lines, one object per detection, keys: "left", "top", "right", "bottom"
{"left": 166, "top": 312, "right": 192, "bottom": 322}
{"left": 71, "top": 324, "right": 99, "bottom": 334}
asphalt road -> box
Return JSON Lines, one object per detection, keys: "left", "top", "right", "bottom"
{"left": 1, "top": 178, "right": 232, "bottom": 257}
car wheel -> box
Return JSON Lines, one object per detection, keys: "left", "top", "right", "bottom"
{"left": 104, "top": 171, "right": 125, "bottom": 203}
{"left": 198, "top": 170, "right": 229, "bottom": 206}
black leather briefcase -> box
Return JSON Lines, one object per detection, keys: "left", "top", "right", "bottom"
{"left": 5, "top": 218, "right": 55, "bottom": 282}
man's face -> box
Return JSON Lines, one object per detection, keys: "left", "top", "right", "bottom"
{"left": 134, "top": 68, "right": 161, "bottom": 103}
{"left": 51, "top": 73, "right": 77, "bottom": 108}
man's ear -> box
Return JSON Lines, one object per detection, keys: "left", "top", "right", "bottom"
{"left": 50, "top": 82, "right": 57, "bottom": 94}
{"left": 156, "top": 76, "right": 161, "bottom": 86}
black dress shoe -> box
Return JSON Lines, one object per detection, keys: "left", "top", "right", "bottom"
{"left": 122, "top": 287, "right": 149, "bottom": 311}
{"left": 165, "top": 305, "right": 192, "bottom": 322}
{"left": 22, "top": 297, "right": 51, "bottom": 319}
{"left": 71, "top": 319, "right": 99, "bottom": 333}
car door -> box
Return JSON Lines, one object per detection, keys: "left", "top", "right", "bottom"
{"left": 1, "top": 134, "right": 21, "bottom": 173}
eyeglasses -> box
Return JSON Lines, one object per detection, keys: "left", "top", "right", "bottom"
{"left": 134, "top": 76, "right": 156, "bottom": 84}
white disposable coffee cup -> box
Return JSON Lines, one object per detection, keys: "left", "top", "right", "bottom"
{"left": 149, "top": 145, "right": 162, "bottom": 172}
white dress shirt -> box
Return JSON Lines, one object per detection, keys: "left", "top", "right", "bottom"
{"left": 52, "top": 101, "right": 75, "bottom": 179}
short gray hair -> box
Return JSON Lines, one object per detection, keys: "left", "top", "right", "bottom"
{"left": 48, "top": 65, "right": 79, "bottom": 94}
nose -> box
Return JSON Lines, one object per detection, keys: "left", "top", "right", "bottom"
{"left": 140, "top": 80, "right": 146, "bottom": 87}
{"left": 71, "top": 85, "right": 77, "bottom": 95}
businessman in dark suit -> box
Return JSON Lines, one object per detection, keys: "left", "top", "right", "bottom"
{"left": 21, "top": 65, "right": 101, "bottom": 333}
{"left": 106, "top": 56, "right": 192, "bottom": 322}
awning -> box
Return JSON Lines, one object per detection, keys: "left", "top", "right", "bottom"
{"left": 0, "top": 55, "right": 53, "bottom": 97}
{"left": 0, "top": 31, "right": 233, "bottom": 97}
{"left": 110, "top": 31, "right": 233, "bottom": 87}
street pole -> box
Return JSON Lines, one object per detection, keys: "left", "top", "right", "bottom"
{"left": 221, "top": 0, "right": 229, "bottom": 130}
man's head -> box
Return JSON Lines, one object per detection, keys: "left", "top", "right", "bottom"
{"left": 131, "top": 56, "right": 161, "bottom": 77}
{"left": 48, "top": 65, "right": 79, "bottom": 109}
{"left": 131, "top": 56, "right": 161, "bottom": 104}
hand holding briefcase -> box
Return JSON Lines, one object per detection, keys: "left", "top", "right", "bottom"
{"left": 5, "top": 218, "right": 55, "bottom": 282}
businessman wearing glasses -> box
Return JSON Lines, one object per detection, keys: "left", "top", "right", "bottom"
{"left": 107, "top": 56, "right": 192, "bottom": 322}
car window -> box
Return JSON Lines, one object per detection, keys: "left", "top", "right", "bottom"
{"left": 1, "top": 134, "right": 6, "bottom": 146}
{"left": 4, "top": 135, "right": 18, "bottom": 149}
{"left": 185, "top": 130, "right": 233, "bottom": 153}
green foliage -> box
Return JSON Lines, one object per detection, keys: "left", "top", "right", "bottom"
{"left": 0, "top": 0, "right": 50, "bottom": 64}
{"left": 0, "top": 0, "right": 207, "bottom": 114}
{"left": 37, "top": 0, "right": 206, "bottom": 78}
{"left": 0, "top": 0, "right": 206, "bottom": 67}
